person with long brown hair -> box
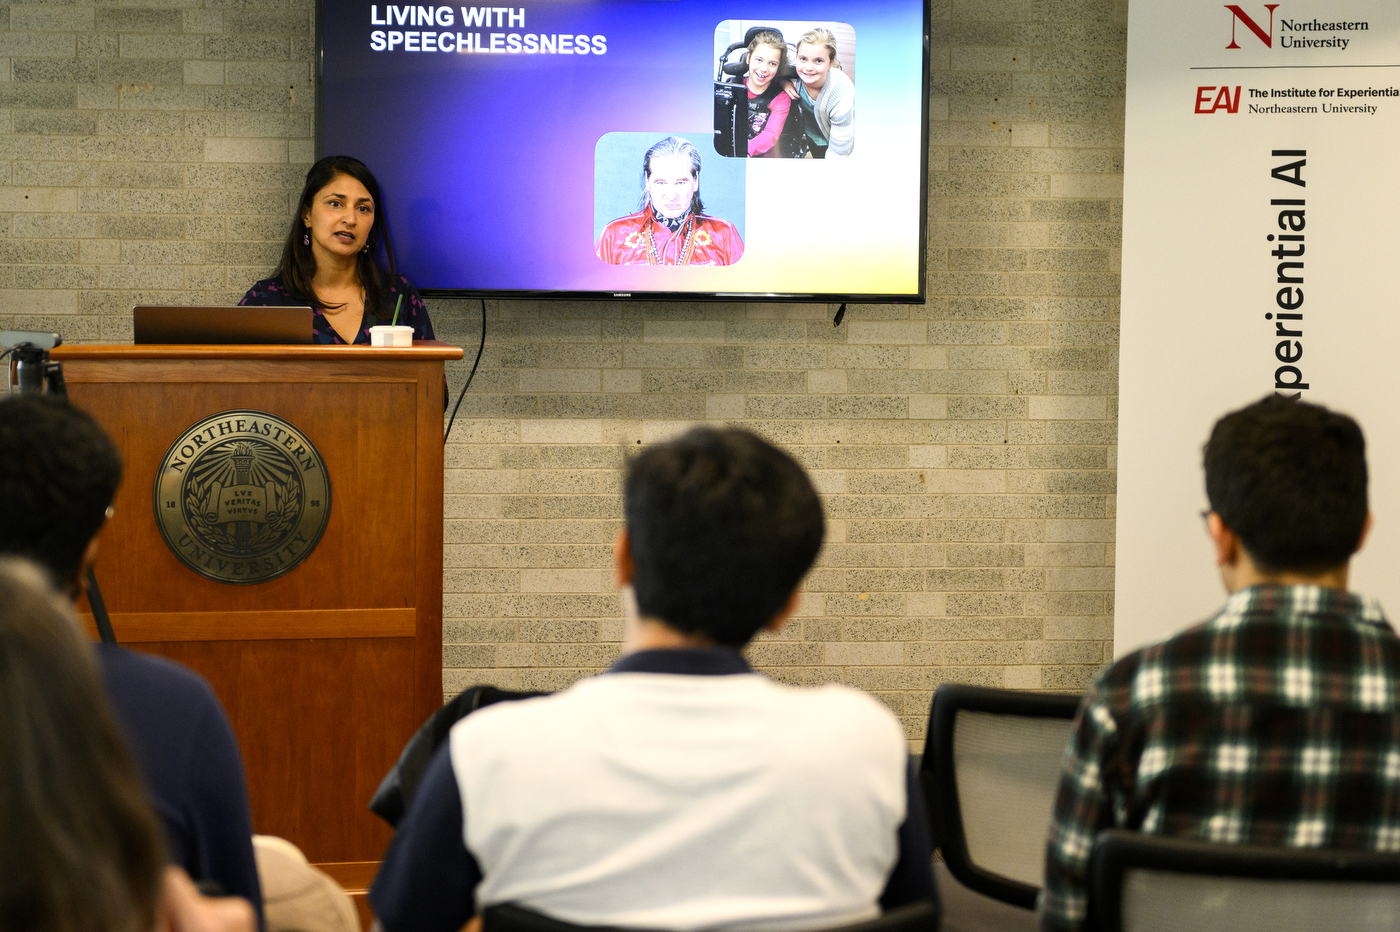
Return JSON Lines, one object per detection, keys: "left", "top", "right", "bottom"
{"left": 742, "top": 28, "right": 791, "bottom": 157}
{"left": 783, "top": 28, "right": 854, "bottom": 159}
{"left": 0, "top": 557, "right": 164, "bottom": 932}
{"left": 0, "top": 557, "right": 255, "bottom": 932}
{"left": 239, "top": 155, "right": 435, "bottom": 345}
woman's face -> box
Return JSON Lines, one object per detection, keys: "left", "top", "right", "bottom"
{"left": 646, "top": 153, "right": 698, "bottom": 220}
{"left": 795, "top": 42, "right": 832, "bottom": 91}
{"left": 301, "top": 173, "right": 375, "bottom": 260}
{"left": 746, "top": 43, "right": 783, "bottom": 93}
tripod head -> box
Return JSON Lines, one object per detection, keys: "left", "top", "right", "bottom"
{"left": 2, "top": 330, "right": 65, "bottom": 396}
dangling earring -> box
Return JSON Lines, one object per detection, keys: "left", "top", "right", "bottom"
{"left": 303, "top": 229, "right": 310, "bottom": 246}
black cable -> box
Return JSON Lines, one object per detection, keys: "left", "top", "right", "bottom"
{"left": 86, "top": 565, "right": 117, "bottom": 644}
{"left": 444, "top": 298, "right": 487, "bottom": 444}
{"left": 833, "top": 303, "right": 847, "bottom": 327}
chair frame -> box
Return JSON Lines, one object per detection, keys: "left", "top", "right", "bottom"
{"left": 1088, "top": 828, "right": 1400, "bottom": 932}
{"left": 920, "top": 684, "right": 1081, "bottom": 909}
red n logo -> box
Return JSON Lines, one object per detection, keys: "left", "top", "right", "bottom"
{"left": 1225, "top": 4, "right": 1279, "bottom": 48}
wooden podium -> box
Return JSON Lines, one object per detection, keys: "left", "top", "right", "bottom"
{"left": 52, "top": 342, "right": 463, "bottom": 884}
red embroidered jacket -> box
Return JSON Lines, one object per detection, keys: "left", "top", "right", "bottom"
{"left": 595, "top": 207, "right": 744, "bottom": 266}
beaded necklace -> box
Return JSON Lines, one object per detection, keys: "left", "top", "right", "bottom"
{"left": 643, "top": 210, "right": 698, "bottom": 266}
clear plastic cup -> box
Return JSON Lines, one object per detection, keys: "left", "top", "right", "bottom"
{"left": 368, "top": 325, "right": 413, "bottom": 347}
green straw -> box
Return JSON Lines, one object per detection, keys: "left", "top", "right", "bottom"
{"left": 391, "top": 294, "right": 403, "bottom": 327}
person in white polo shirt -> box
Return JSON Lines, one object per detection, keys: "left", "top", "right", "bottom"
{"left": 369, "top": 426, "right": 938, "bottom": 932}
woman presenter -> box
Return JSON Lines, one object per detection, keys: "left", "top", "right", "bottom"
{"left": 743, "top": 29, "right": 791, "bottom": 158}
{"left": 239, "top": 156, "right": 434, "bottom": 345}
{"left": 784, "top": 28, "right": 854, "bottom": 159}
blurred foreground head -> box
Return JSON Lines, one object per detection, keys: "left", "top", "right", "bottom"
{"left": 0, "top": 557, "right": 164, "bottom": 932}
{"left": 0, "top": 395, "right": 122, "bottom": 596}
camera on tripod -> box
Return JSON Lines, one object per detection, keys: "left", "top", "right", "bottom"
{"left": 2, "top": 330, "right": 65, "bottom": 396}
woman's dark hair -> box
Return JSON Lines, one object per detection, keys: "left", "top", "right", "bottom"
{"left": 624, "top": 427, "right": 824, "bottom": 647}
{"left": 1204, "top": 394, "right": 1368, "bottom": 573}
{"left": 0, "top": 558, "right": 165, "bottom": 932}
{"left": 275, "top": 155, "right": 398, "bottom": 322}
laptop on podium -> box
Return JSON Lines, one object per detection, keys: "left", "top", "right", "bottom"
{"left": 133, "top": 305, "right": 314, "bottom": 345}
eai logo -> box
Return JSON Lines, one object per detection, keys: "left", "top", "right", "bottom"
{"left": 1195, "top": 86, "right": 1241, "bottom": 113}
{"left": 1226, "top": 3, "right": 1279, "bottom": 48}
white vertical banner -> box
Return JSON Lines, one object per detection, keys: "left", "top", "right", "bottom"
{"left": 1116, "top": 3, "right": 1400, "bottom": 654}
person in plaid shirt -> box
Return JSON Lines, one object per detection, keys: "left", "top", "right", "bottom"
{"left": 1040, "top": 395, "right": 1397, "bottom": 932}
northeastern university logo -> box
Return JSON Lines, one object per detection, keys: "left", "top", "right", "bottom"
{"left": 1224, "top": 4, "right": 1368, "bottom": 52}
{"left": 1197, "top": 4, "right": 1384, "bottom": 114}
{"left": 154, "top": 410, "right": 331, "bottom": 585}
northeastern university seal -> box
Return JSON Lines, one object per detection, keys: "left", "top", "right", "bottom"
{"left": 154, "top": 410, "right": 331, "bottom": 585}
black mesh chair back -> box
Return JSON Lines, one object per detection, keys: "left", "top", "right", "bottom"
{"left": 483, "top": 902, "right": 939, "bottom": 932}
{"left": 920, "top": 684, "right": 1081, "bottom": 909}
{"left": 369, "top": 684, "right": 546, "bottom": 826}
{"left": 1089, "top": 829, "right": 1400, "bottom": 932}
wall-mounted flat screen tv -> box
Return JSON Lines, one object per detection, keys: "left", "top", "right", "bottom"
{"left": 318, "top": 0, "right": 929, "bottom": 301}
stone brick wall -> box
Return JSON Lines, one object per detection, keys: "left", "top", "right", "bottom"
{"left": 1, "top": 0, "right": 1126, "bottom": 747}
{"left": 0, "top": 0, "right": 314, "bottom": 332}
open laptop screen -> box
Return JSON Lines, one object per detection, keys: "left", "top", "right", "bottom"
{"left": 133, "top": 306, "right": 314, "bottom": 345}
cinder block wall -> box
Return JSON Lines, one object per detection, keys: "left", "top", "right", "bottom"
{"left": 0, "top": 0, "right": 314, "bottom": 332}
{"left": 0, "top": 0, "right": 1126, "bottom": 747}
